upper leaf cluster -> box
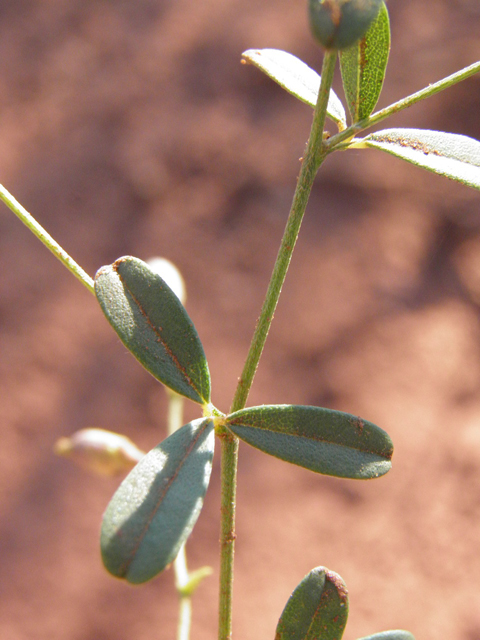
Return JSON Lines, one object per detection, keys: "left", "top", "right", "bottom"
{"left": 243, "top": 2, "right": 480, "bottom": 190}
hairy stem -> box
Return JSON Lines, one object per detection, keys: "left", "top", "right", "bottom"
{"left": 217, "top": 49, "right": 337, "bottom": 640}
{"left": 229, "top": 50, "right": 336, "bottom": 413}
{"left": 0, "top": 183, "right": 94, "bottom": 293}
{"left": 325, "top": 59, "right": 480, "bottom": 150}
{"left": 218, "top": 430, "right": 239, "bottom": 640}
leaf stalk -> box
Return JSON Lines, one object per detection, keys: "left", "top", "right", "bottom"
{"left": 325, "top": 60, "right": 480, "bottom": 151}
{"left": 0, "top": 183, "right": 94, "bottom": 294}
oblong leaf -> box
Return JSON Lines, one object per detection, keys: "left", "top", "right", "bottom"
{"left": 101, "top": 418, "right": 215, "bottom": 584}
{"left": 242, "top": 48, "right": 347, "bottom": 130}
{"left": 276, "top": 567, "right": 348, "bottom": 640}
{"left": 358, "top": 632, "right": 416, "bottom": 640}
{"left": 339, "top": 1, "right": 390, "bottom": 122}
{"left": 358, "top": 128, "right": 480, "bottom": 190}
{"left": 226, "top": 405, "right": 392, "bottom": 479}
{"left": 95, "top": 256, "right": 211, "bottom": 404}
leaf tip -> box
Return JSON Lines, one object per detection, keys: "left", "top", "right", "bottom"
{"left": 241, "top": 49, "right": 259, "bottom": 65}
{"left": 324, "top": 567, "right": 349, "bottom": 604}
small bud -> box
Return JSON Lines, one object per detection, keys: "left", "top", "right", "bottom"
{"left": 54, "top": 428, "right": 144, "bottom": 476}
{"left": 178, "top": 566, "right": 214, "bottom": 598}
{"left": 308, "top": 0, "right": 383, "bottom": 50}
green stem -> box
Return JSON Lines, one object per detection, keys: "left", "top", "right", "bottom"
{"left": 325, "top": 59, "right": 480, "bottom": 151}
{"left": 0, "top": 183, "right": 94, "bottom": 294}
{"left": 217, "top": 50, "right": 337, "bottom": 640}
{"left": 218, "top": 430, "right": 239, "bottom": 640}
{"left": 230, "top": 49, "right": 337, "bottom": 413}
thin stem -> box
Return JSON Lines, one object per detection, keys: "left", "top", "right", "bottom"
{"left": 218, "top": 430, "right": 239, "bottom": 640}
{"left": 173, "top": 529, "right": 192, "bottom": 640}
{"left": 167, "top": 391, "right": 193, "bottom": 640}
{"left": 325, "top": 59, "right": 480, "bottom": 151}
{"left": 217, "top": 50, "right": 337, "bottom": 640}
{"left": 177, "top": 597, "right": 193, "bottom": 640}
{"left": 167, "top": 391, "right": 185, "bottom": 438}
{"left": 175, "top": 543, "right": 193, "bottom": 640}
{"left": 230, "top": 49, "right": 337, "bottom": 414}
{"left": 0, "top": 183, "right": 94, "bottom": 293}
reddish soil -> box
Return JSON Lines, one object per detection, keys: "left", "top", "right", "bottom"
{"left": 1, "top": 1, "right": 480, "bottom": 639}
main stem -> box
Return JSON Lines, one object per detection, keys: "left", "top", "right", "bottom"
{"left": 217, "top": 49, "right": 337, "bottom": 640}
{"left": 230, "top": 49, "right": 337, "bottom": 413}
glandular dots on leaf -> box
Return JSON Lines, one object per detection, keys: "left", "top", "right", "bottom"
{"left": 309, "top": 0, "right": 384, "bottom": 50}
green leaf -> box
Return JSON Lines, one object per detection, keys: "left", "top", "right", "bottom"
{"left": 226, "top": 405, "right": 392, "bottom": 479}
{"left": 101, "top": 418, "right": 215, "bottom": 584}
{"left": 275, "top": 567, "right": 348, "bottom": 640}
{"left": 356, "top": 128, "right": 480, "bottom": 190}
{"left": 358, "top": 632, "right": 416, "bottom": 640}
{"left": 339, "top": 1, "right": 390, "bottom": 123}
{"left": 95, "top": 256, "right": 211, "bottom": 404}
{"left": 241, "top": 48, "right": 347, "bottom": 130}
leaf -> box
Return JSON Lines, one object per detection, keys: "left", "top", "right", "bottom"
{"left": 275, "top": 567, "right": 348, "bottom": 640}
{"left": 226, "top": 405, "right": 393, "bottom": 479}
{"left": 358, "top": 632, "right": 416, "bottom": 640}
{"left": 95, "top": 256, "right": 211, "bottom": 404}
{"left": 101, "top": 418, "right": 215, "bottom": 584}
{"left": 339, "top": 1, "right": 390, "bottom": 123}
{"left": 241, "top": 48, "right": 347, "bottom": 130}
{"left": 356, "top": 128, "right": 480, "bottom": 190}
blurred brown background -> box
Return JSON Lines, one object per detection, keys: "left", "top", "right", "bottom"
{"left": 1, "top": 1, "right": 480, "bottom": 639}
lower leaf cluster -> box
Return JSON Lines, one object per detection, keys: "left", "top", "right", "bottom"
{"left": 97, "top": 256, "right": 394, "bottom": 585}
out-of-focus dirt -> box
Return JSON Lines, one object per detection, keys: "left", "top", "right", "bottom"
{"left": 1, "top": 1, "right": 480, "bottom": 639}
